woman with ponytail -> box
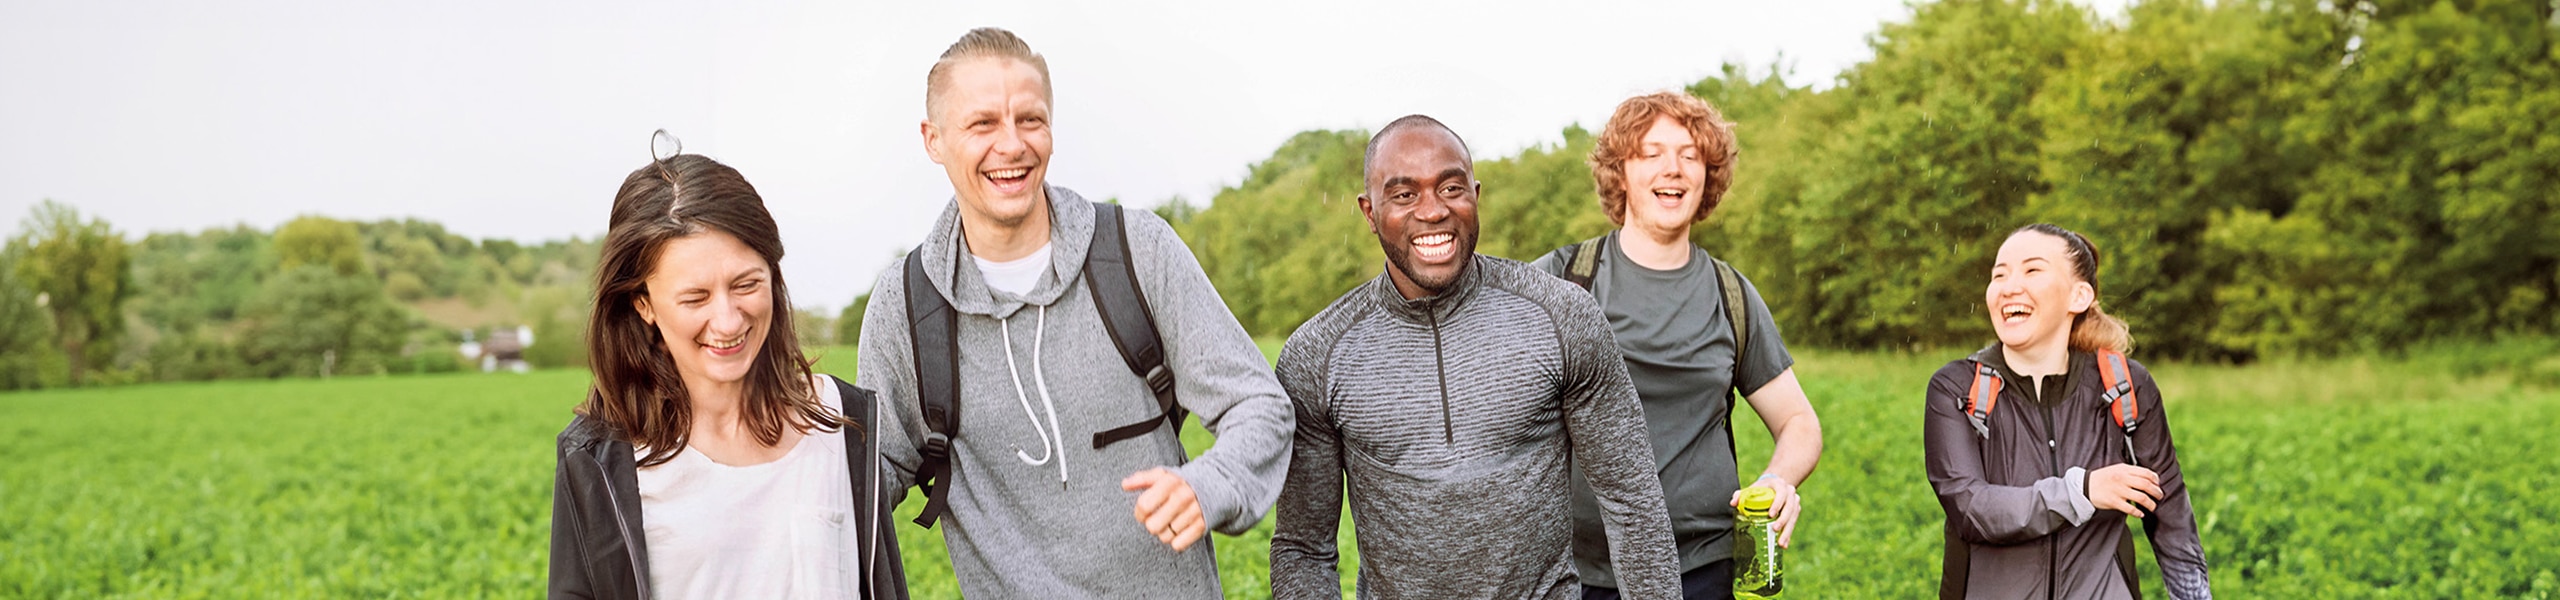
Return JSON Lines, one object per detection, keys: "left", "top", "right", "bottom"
{"left": 1922, "top": 224, "right": 2212, "bottom": 599}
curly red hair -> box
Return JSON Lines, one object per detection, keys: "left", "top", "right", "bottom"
{"left": 1590, "top": 92, "right": 1738, "bottom": 226}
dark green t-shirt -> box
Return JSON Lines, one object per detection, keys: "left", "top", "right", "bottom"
{"left": 1532, "top": 233, "right": 1796, "bottom": 587}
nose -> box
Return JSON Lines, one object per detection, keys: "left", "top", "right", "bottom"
{"left": 1412, "top": 193, "right": 1450, "bottom": 223}
{"left": 992, "top": 121, "right": 1028, "bottom": 156}
{"left": 706, "top": 295, "right": 749, "bottom": 339}
{"left": 1993, "top": 278, "right": 2024, "bottom": 298}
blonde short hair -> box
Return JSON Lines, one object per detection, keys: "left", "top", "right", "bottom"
{"left": 925, "top": 27, "right": 1052, "bottom": 121}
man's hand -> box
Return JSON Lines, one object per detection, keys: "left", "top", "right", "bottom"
{"left": 2087, "top": 464, "right": 2163, "bottom": 517}
{"left": 1122, "top": 468, "right": 1206, "bottom": 552}
{"left": 1730, "top": 476, "right": 1804, "bottom": 548}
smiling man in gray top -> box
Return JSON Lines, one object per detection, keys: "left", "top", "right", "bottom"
{"left": 1267, "top": 115, "right": 1681, "bottom": 600}
{"left": 857, "top": 28, "right": 1295, "bottom": 598}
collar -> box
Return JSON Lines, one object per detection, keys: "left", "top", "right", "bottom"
{"left": 1372, "top": 254, "right": 1486, "bottom": 325}
{"left": 1969, "top": 344, "right": 2093, "bottom": 405}
{"left": 917, "top": 184, "right": 1098, "bottom": 319}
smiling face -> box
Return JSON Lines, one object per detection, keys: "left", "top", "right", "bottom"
{"left": 1618, "top": 115, "right": 1710, "bottom": 235}
{"left": 923, "top": 57, "right": 1054, "bottom": 231}
{"left": 1986, "top": 230, "right": 2094, "bottom": 351}
{"left": 1359, "top": 125, "right": 1480, "bottom": 300}
{"left": 634, "top": 230, "right": 774, "bottom": 396}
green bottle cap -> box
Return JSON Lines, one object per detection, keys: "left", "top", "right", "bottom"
{"left": 1739, "top": 485, "right": 1776, "bottom": 511}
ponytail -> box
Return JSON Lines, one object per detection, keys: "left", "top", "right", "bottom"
{"left": 2015, "top": 223, "right": 2135, "bottom": 354}
{"left": 2070, "top": 302, "right": 2133, "bottom": 354}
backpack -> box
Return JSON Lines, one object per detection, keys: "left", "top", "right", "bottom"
{"left": 1939, "top": 347, "right": 2145, "bottom": 600}
{"left": 1557, "top": 233, "right": 1752, "bottom": 459}
{"left": 901, "top": 204, "right": 1184, "bottom": 528}
{"left": 1956, "top": 348, "right": 2144, "bottom": 465}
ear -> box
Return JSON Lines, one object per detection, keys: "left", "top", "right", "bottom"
{"left": 1472, "top": 180, "right": 1484, "bottom": 199}
{"left": 1356, "top": 193, "right": 1378, "bottom": 235}
{"left": 633, "top": 294, "right": 658, "bottom": 327}
{"left": 2069, "top": 281, "right": 2095, "bottom": 315}
{"left": 921, "top": 119, "right": 946, "bottom": 166}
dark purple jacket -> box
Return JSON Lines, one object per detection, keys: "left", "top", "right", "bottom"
{"left": 1925, "top": 346, "right": 2211, "bottom": 600}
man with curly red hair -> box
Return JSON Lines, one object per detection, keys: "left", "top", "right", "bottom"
{"left": 1532, "top": 92, "right": 1827, "bottom": 600}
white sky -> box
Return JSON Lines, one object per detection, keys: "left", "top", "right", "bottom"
{"left": 0, "top": 0, "right": 2131, "bottom": 310}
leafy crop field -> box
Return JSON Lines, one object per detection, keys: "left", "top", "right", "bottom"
{"left": 3, "top": 344, "right": 2555, "bottom": 598}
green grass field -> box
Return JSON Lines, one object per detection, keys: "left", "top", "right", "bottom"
{"left": 4, "top": 342, "right": 2556, "bottom": 598}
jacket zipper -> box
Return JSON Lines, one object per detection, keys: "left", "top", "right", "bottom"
{"left": 2035, "top": 375, "right": 2061, "bottom": 600}
{"left": 587, "top": 451, "right": 650, "bottom": 598}
{"left": 1427, "top": 306, "right": 1454, "bottom": 445}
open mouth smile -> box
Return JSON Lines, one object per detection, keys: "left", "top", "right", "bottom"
{"left": 1999, "top": 303, "right": 2033, "bottom": 325}
{"left": 702, "top": 333, "right": 749, "bottom": 357}
{"left": 1412, "top": 232, "right": 1457, "bottom": 262}
{"left": 983, "top": 166, "right": 1034, "bottom": 193}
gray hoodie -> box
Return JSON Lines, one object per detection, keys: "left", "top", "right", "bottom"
{"left": 856, "top": 186, "right": 1296, "bottom": 598}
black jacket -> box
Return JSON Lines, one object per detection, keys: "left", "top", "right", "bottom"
{"left": 1924, "top": 346, "right": 2210, "bottom": 600}
{"left": 548, "top": 376, "right": 908, "bottom": 600}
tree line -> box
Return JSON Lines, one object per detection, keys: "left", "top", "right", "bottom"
{"left": 6, "top": 0, "right": 2552, "bottom": 390}
{"left": 0, "top": 202, "right": 601, "bottom": 389}
{"left": 1166, "top": 0, "right": 2559, "bottom": 360}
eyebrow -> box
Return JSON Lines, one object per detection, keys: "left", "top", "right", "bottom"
{"left": 1381, "top": 167, "right": 1469, "bottom": 191}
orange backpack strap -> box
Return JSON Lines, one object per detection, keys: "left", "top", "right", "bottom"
{"left": 2096, "top": 349, "right": 2140, "bottom": 430}
{"left": 2095, "top": 349, "right": 2142, "bottom": 465}
{"left": 1963, "top": 362, "right": 2002, "bottom": 439}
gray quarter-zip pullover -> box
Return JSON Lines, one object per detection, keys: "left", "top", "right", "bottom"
{"left": 1269, "top": 255, "right": 1681, "bottom": 600}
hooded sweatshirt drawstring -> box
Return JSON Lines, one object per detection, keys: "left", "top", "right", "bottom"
{"left": 999, "top": 305, "right": 1070, "bottom": 487}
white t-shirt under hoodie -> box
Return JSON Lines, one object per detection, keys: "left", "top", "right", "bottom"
{"left": 972, "top": 242, "right": 1053, "bottom": 297}
{"left": 636, "top": 378, "right": 865, "bottom": 600}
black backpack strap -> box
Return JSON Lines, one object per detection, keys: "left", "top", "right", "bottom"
{"left": 1084, "top": 204, "right": 1186, "bottom": 452}
{"left": 2117, "top": 527, "right": 2141, "bottom": 598}
{"left": 1940, "top": 521, "right": 1970, "bottom": 600}
{"left": 1560, "top": 233, "right": 1610, "bottom": 291}
{"left": 903, "top": 249, "right": 962, "bottom": 528}
{"left": 832, "top": 377, "right": 910, "bottom": 599}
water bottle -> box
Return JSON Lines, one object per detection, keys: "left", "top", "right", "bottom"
{"left": 1733, "top": 485, "right": 1784, "bottom": 599}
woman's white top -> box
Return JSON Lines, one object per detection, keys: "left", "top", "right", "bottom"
{"left": 636, "top": 380, "right": 863, "bottom": 600}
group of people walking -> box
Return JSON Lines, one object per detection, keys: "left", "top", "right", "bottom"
{"left": 547, "top": 27, "right": 2212, "bottom": 600}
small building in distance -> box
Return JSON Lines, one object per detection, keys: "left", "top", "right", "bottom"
{"left": 457, "top": 325, "right": 535, "bottom": 373}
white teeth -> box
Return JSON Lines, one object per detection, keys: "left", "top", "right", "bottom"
{"left": 1653, "top": 188, "right": 1686, "bottom": 198}
{"left": 1413, "top": 233, "right": 1453, "bottom": 245}
{"left": 704, "top": 337, "right": 744, "bottom": 350}
{"left": 986, "top": 168, "right": 1028, "bottom": 179}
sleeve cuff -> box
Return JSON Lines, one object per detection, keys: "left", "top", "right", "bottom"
{"left": 1174, "top": 462, "right": 1246, "bottom": 533}
{"left": 2061, "top": 466, "right": 2096, "bottom": 525}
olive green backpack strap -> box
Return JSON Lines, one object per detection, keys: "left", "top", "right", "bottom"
{"left": 1559, "top": 233, "right": 1611, "bottom": 291}
{"left": 1712, "top": 256, "right": 1752, "bottom": 476}
{"left": 1712, "top": 257, "right": 1747, "bottom": 358}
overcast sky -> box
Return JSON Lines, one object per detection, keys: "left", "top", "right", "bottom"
{"left": 0, "top": 0, "right": 2131, "bottom": 310}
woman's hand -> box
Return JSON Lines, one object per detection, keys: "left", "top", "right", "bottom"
{"left": 1730, "top": 476, "right": 1803, "bottom": 547}
{"left": 2087, "top": 464, "right": 2162, "bottom": 517}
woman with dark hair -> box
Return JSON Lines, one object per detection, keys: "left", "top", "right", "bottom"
{"left": 548, "top": 142, "right": 906, "bottom": 600}
{"left": 1532, "top": 91, "right": 1824, "bottom": 600}
{"left": 1924, "top": 224, "right": 2210, "bottom": 599}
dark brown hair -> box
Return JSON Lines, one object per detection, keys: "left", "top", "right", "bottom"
{"left": 580, "top": 153, "right": 839, "bottom": 467}
{"left": 2015, "top": 223, "right": 2134, "bottom": 354}
{"left": 1590, "top": 91, "right": 1739, "bottom": 226}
